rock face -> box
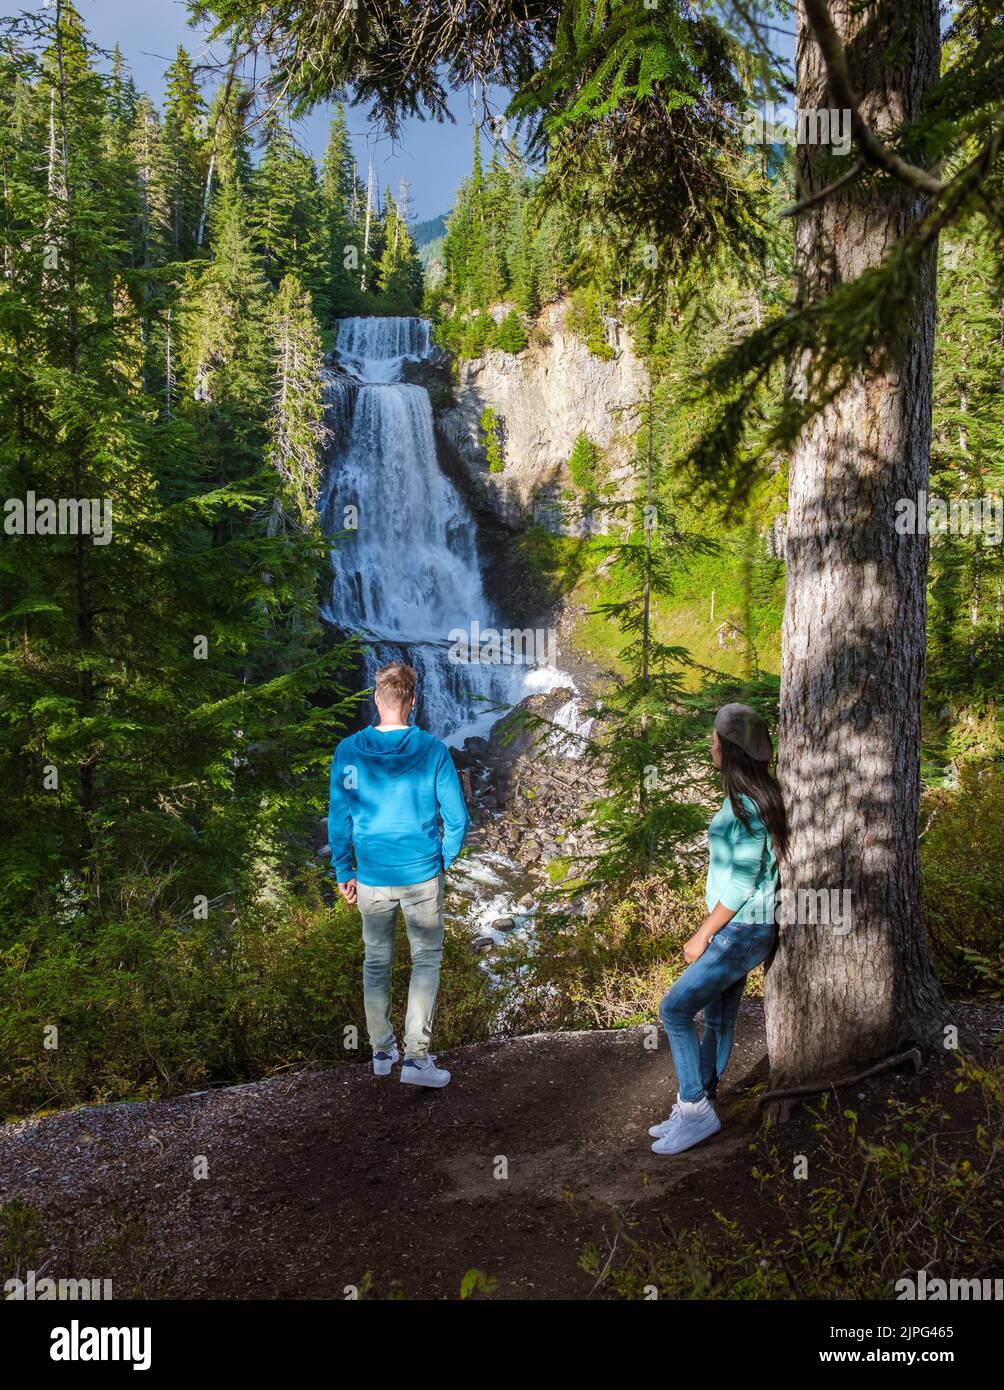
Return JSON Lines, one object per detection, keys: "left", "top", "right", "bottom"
{"left": 453, "top": 686, "right": 604, "bottom": 880}
{"left": 436, "top": 298, "right": 648, "bottom": 531}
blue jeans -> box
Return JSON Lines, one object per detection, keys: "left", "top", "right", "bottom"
{"left": 659, "top": 920, "right": 776, "bottom": 1103}
{"left": 357, "top": 873, "right": 445, "bottom": 1061}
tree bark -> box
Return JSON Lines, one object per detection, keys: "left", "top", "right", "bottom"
{"left": 766, "top": 0, "right": 949, "bottom": 1087}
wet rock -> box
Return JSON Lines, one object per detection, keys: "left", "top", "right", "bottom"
{"left": 454, "top": 683, "right": 607, "bottom": 887}
{"left": 491, "top": 916, "right": 517, "bottom": 933}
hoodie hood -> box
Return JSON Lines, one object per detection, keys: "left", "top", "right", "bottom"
{"left": 350, "top": 724, "right": 437, "bottom": 777}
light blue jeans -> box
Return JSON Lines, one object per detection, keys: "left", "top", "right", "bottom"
{"left": 357, "top": 873, "right": 445, "bottom": 1062}
{"left": 659, "top": 919, "right": 776, "bottom": 1103}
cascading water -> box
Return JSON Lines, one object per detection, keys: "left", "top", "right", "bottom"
{"left": 320, "top": 316, "right": 574, "bottom": 746}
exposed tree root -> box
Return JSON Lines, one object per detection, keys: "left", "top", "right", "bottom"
{"left": 759, "top": 1047, "right": 924, "bottom": 1123}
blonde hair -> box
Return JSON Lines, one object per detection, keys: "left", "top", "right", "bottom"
{"left": 374, "top": 661, "right": 416, "bottom": 709}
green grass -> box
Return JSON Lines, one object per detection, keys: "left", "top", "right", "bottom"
{"left": 515, "top": 517, "right": 785, "bottom": 684}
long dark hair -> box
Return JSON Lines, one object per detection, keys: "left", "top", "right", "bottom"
{"left": 718, "top": 734, "right": 789, "bottom": 861}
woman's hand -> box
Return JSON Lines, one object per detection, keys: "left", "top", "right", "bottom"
{"left": 683, "top": 904, "right": 737, "bottom": 963}
{"left": 683, "top": 925, "right": 712, "bottom": 964}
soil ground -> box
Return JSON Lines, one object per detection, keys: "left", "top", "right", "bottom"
{"left": 2, "top": 1001, "right": 1001, "bottom": 1301}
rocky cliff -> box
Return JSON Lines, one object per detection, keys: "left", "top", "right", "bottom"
{"left": 434, "top": 298, "right": 648, "bottom": 531}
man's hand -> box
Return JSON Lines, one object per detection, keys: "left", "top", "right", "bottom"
{"left": 337, "top": 877, "right": 357, "bottom": 906}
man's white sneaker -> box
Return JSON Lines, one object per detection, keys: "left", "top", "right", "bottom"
{"left": 372, "top": 1044, "right": 399, "bottom": 1077}
{"left": 650, "top": 1096, "right": 721, "bottom": 1155}
{"left": 400, "top": 1055, "right": 451, "bottom": 1088}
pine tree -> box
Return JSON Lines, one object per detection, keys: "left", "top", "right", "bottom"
{"left": 508, "top": 194, "right": 539, "bottom": 316}
{"left": 928, "top": 223, "right": 1004, "bottom": 712}
{"left": 375, "top": 187, "right": 423, "bottom": 312}
{"left": 0, "top": 4, "right": 352, "bottom": 942}
{"left": 567, "top": 431, "right": 601, "bottom": 506}
{"left": 445, "top": 125, "right": 490, "bottom": 313}
{"left": 0, "top": 3, "right": 203, "bottom": 912}
{"left": 196, "top": 79, "right": 254, "bottom": 251}
{"left": 319, "top": 105, "right": 361, "bottom": 315}
{"left": 184, "top": 173, "right": 271, "bottom": 517}
{"left": 129, "top": 95, "right": 172, "bottom": 269}
{"left": 572, "top": 388, "right": 723, "bottom": 879}
{"left": 105, "top": 43, "right": 137, "bottom": 151}
{"left": 265, "top": 274, "right": 328, "bottom": 533}
{"left": 162, "top": 46, "right": 207, "bottom": 257}
{"left": 482, "top": 151, "right": 514, "bottom": 303}
{"left": 494, "top": 309, "right": 527, "bottom": 353}
{"left": 250, "top": 120, "right": 327, "bottom": 313}
{"left": 437, "top": 128, "right": 577, "bottom": 354}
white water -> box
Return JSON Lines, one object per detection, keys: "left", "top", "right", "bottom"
{"left": 320, "top": 316, "right": 576, "bottom": 746}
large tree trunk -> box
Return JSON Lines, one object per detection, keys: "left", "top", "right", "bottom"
{"left": 766, "top": 0, "right": 948, "bottom": 1088}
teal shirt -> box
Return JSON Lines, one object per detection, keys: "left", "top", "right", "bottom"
{"left": 706, "top": 793, "right": 778, "bottom": 925}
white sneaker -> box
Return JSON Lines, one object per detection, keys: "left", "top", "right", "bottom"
{"left": 650, "top": 1096, "right": 721, "bottom": 1155}
{"left": 649, "top": 1098, "right": 684, "bottom": 1138}
{"left": 400, "top": 1055, "right": 451, "bottom": 1088}
{"left": 372, "top": 1044, "right": 399, "bottom": 1077}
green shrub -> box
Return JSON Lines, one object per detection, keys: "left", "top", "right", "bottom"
{"left": 461, "top": 312, "right": 495, "bottom": 358}
{"left": 479, "top": 405, "right": 504, "bottom": 473}
{"left": 432, "top": 310, "right": 498, "bottom": 360}
{"left": 921, "top": 759, "right": 1004, "bottom": 995}
{"left": 495, "top": 876, "right": 707, "bottom": 1033}
{"left": 567, "top": 432, "right": 602, "bottom": 509}
{"left": 567, "top": 287, "right": 615, "bottom": 360}
{"left": 0, "top": 1199, "right": 44, "bottom": 1283}
{"left": 0, "top": 896, "right": 504, "bottom": 1120}
{"left": 494, "top": 310, "right": 528, "bottom": 354}
{"left": 585, "top": 1055, "right": 1004, "bottom": 1300}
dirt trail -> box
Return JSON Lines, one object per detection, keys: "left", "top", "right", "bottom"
{"left": 2, "top": 1002, "right": 999, "bottom": 1300}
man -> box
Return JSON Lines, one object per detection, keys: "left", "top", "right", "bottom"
{"left": 327, "top": 661, "right": 469, "bottom": 1087}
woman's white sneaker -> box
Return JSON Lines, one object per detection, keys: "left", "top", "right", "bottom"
{"left": 400, "top": 1055, "right": 451, "bottom": 1088}
{"left": 372, "top": 1044, "right": 399, "bottom": 1077}
{"left": 650, "top": 1096, "right": 721, "bottom": 1154}
{"left": 649, "top": 1098, "right": 684, "bottom": 1138}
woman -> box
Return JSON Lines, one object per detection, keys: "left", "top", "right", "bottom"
{"left": 650, "top": 703, "right": 788, "bottom": 1155}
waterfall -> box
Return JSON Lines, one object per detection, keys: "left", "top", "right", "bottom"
{"left": 320, "top": 316, "right": 572, "bottom": 745}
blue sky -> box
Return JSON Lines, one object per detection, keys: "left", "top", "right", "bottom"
{"left": 9, "top": 1, "right": 800, "bottom": 223}
{"left": 18, "top": 0, "right": 480, "bottom": 222}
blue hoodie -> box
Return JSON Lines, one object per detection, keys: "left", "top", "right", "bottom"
{"left": 327, "top": 725, "right": 470, "bottom": 887}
